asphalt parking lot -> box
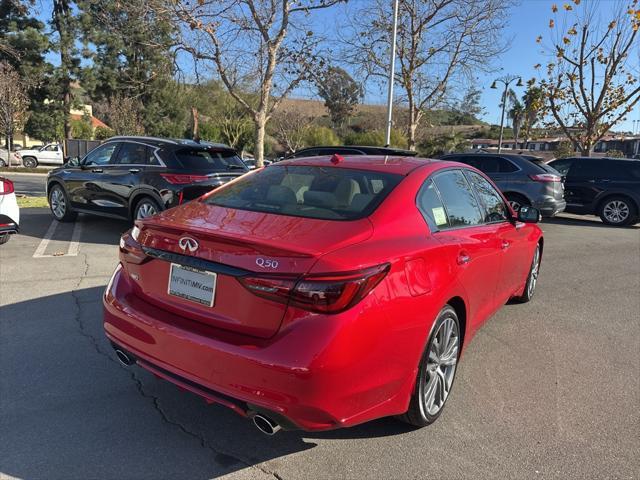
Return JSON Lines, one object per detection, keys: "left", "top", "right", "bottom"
{"left": 0, "top": 209, "right": 638, "bottom": 480}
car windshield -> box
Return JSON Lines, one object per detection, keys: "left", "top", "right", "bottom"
{"left": 175, "top": 148, "right": 247, "bottom": 172}
{"left": 205, "top": 165, "right": 403, "bottom": 220}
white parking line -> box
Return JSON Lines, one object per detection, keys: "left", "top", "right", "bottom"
{"left": 33, "top": 220, "right": 83, "bottom": 258}
{"left": 33, "top": 220, "right": 59, "bottom": 258}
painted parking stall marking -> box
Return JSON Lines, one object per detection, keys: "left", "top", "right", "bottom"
{"left": 33, "top": 219, "right": 83, "bottom": 258}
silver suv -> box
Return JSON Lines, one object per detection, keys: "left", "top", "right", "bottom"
{"left": 440, "top": 153, "right": 566, "bottom": 217}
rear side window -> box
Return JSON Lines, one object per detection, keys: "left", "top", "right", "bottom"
{"left": 475, "top": 156, "right": 518, "bottom": 173}
{"left": 175, "top": 148, "right": 246, "bottom": 172}
{"left": 115, "top": 142, "right": 158, "bottom": 165}
{"left": 431, "top": 170, "right": 483, "bottom": 228}
{"left": 205, "top": 165, "right": 402, "bottom": 220}
{"left": 549, "top": 159, "right": 573, "bottom": 176}
{"left": 417, "top": 179, "right": 449, "bottom": 229}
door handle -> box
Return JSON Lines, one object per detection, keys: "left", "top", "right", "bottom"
{"left": 501, "top": 240, "right": 511, "bottom": 250}
{"left": 129, "top": 168, "right": 140, "bottom": 174}
{"left": 457, "top": 253, "right": 471, "bottom": 265}
{"left": 91, "top": 168, "right": 103, "bottom": 173}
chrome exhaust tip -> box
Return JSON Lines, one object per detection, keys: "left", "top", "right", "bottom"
{"left": 252, "top": 414, "right": 281, "bottom": 435}
{"left": 115, "top": 349, "right": 134, "bottom": 366}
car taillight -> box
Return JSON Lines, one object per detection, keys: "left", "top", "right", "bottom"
{"left": 529, "top": 173, "right": 561, "bottom": 182}
{"left": 0, "top": 178, "right": 14, "bottom": 195}
{"left": 119, "top": 226, "right": 146, "bottom": 264}
{"left": 160, "top": 173, "right": 210, "bottom": 184}
{"left": 238, "top": 263, "right": 390, "bottom": 314}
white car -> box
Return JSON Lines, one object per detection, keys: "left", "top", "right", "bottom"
{"left": 0, "top": 148, "right": 20, "bottom": 167}
{"left": 0, "top": 177, "right": 19, "bottom": 244}
{"left": 16, "top": 143, "right": 64, "bottom": 167}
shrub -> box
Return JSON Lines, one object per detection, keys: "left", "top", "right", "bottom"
{"left": 94, "top": 126, "right": 114, "bottom": 140}
{"left": 303, "top": 126, "right": 340, "bottom": 146}
{"left": 343, "top": 129, "right": 407, "bottom": 148}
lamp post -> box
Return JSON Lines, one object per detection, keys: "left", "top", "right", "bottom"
{"left": 491, "top": 75, "right": 523, "bottom": 154}
{"left": 384, "top": 0, "right": 400, "bottom": 147}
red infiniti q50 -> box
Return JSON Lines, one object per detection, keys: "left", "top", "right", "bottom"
{"left": 104, "top": 155, "right": 543, "bottom": 434}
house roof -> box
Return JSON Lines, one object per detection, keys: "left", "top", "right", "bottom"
{"left": 70, "top": 113, "right": 110, "bottom": 130}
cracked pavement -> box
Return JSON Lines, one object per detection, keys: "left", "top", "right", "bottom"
{"left": 1, "top": 208, "right": 639, "bottom": 480}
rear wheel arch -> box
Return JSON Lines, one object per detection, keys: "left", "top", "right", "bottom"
{"left": 446, "top": 296, "right": 467, "bottom": 350}
{"left": 129, "top": 190, "right": 164, "bottom": 219}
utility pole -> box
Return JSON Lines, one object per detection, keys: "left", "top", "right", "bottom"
{"left": 384, "top": 0, "right": 399, "bottom": 147}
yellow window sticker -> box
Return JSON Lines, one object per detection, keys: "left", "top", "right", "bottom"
{"left": 432, "top": 207, "right": 448, "bottom": 226}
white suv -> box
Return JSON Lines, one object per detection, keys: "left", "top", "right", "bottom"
{"left": 17, "top": 143, "right": 64, "bottom": 167}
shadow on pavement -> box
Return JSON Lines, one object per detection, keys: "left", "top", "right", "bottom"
{"left": 0, "top": 286, "right": 412, "bottom": 480}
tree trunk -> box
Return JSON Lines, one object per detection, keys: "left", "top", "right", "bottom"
{"left": 253, "top": 113, "right": 266, "bottom": 167}
{"left": 407, "top": 105, "right": 417, "bottom": 151}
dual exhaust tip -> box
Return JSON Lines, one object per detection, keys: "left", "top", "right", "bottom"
{"left": 113, "top": 346, "right": 281, "bottom": 435}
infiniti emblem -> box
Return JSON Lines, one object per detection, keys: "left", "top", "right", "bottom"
{"left": 178, "top": 236, "right": 199, "bottom": 253}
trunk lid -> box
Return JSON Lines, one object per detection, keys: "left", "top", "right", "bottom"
{"left": 129, "top": 200, "right": 373, "bottom": 338}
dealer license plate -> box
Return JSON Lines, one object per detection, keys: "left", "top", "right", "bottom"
{"left": 168, "top": 263, "right": 216, "bottom": 307}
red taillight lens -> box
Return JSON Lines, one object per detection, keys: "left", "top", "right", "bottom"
{"left": 238, "top": 264, "right": 390, "bottom": 314}
{"left": 160, "top": 173, "right": 210, "bottom": 184}
{"left": 529, "top": 173, "right": 561, "bottom": 183}
{"left": 0, "top": 178, "right": 15, "bottom": 195}
{"left": 119, "top": 227, "right": 146, "bottom": 264}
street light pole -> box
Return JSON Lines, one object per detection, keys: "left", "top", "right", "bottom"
{"left": 384, "top": 0, "right": 399, "bottom": 147}
{"left": 491, "top": 74, "right": 523, "bottom": 154}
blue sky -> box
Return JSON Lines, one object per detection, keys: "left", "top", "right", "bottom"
{"left": 309, "top": 0, "right": 640, "bottom": 133}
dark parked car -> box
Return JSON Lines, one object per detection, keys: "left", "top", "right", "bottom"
{"left": 547, "top": 157, "right": 640, "bottom": 226}
{"left": 440, "top": 153, "right": 566, "bottom": 217}
{"left": 47, "top": 136, "right": 249, "bottom": 222}
{"left": 283, "top": 145, "right": 419, "bottom": 159}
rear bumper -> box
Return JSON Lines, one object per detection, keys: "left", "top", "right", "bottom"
{"left": 533, "top": 197, "right": 566, "bottom": 217}
{"left": 103, "top": 265, "right": 414, "bottom": 431}
{"left": 0, "top": 213, "right": 19, "bottom": 235}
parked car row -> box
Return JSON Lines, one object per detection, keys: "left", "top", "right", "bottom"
{"left": 44, "top": 137, "right": 640, "bottom": 228}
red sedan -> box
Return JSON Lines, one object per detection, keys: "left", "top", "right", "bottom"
{"left": 104, "top": 154, "right": 543, "bottom": 434}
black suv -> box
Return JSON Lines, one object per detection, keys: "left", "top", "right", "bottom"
{"left": 547, "top": 157, "right": 640, "bottom": 226}
{"left": 283, "top": 145, "right": 418, "bottom": 159}
{"left": 47, "top": 136, "right": 248, "bottom": 222}
{"left": 440, "top": 153, "right": 566, "bottom": 217}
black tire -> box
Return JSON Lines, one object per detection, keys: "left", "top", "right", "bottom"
{"left": 513, "top": 243, "right": 541, "bottom": 303}
{"left": 48, "top": 184, "right": 77, "bottom": 222}
{"left": 22, "top": 156, "right": 38, "bottom": 168}
{"left": 399, "top": 305, "right": 461, "bottom": 427}
{"left": 505, "top": 193, "right": 530, "bottom": 213}
{"left": 133, "top": 196, "right": 162, "bottom": 221}
{"left": 0, "top": 234, "right": 10, "bottom": 245}
{"left": 0, "top": 159, "right": 6, "bottom": 167}
{"left": 598, "top": 196, "right": 638, "bottom": 226}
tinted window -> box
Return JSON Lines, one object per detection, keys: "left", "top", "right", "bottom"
{"left": 466, "top": 171, "right": 508, "bottom": 223}
{"left": 292, "top": 149, "right": 319, "bottom": 158}
{"left": 432, "top": 170, "right": 483, "bottom": 228}
{"left": 83, "top": 143, "right": 118, "bottom": 166}
{"left": 175, "top": 148, "right": 246, "bottom": 172}
{"left": 115, "top": 142, "right": 157, "bottom": 165}
{"left": 417, "top": 179, "right": 449, "bottom": 229}
{"left": 566, "top": 159, "right": 604, "bottom": 180}
{"left": 447, "top": 156, "right": 479, "bottom": 168}
{"left": 549, "top": 159, "right": 573, "bottom": 176}
{"left": 607, "top": 161, "right": 640, "bottom": 180}
{"left": 205, "top": 165, "right": 402, "bottom": 221}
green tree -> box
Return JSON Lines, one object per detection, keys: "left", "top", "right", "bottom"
{"left": 522, "top": 84, "right": 543, "bottom": 148}
{"left": 453, "top": 87, "right": 484, "bottom": 124}
{"left": 303, "top": 126, "right": 340, "bottom": 147}
{"left": 79, "top": 0, "right": 183, "bottom": 136}
{"left": 0, "top": 0, "right": 61, "bottom": 141}
{"left": 315, "top": 66, "right": 363, "bottom": 127}
{"left": 508, "top": 100, "right": 524, "bottom": 148}
{"left": 70, "top": 115, "right": 93, "bottom": 139}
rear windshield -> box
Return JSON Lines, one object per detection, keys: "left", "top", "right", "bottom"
{"left": 205, "top": 165, "right": 403, "bottom": 220}
{"left": 523, "top": 157, "right": 560, "bottom": 174}
{"left": 175, "top": 148, "right": 247, "bottom": 172}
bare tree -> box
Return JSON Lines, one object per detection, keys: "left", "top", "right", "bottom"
{"left": 345, "top": 0, "right": 511, "bottom": 150}
{"left": 104, "top": 94, "right": 144, "bottom": 135}
{"left": 270, "top": 109, "right": 315, "bottom": 153}
{"left": 165, "top": 0, "right": 342, "bottom": 166}
{"left": 0, "top": 61, "right": 29, "bottom": 155}
{"left": 537, "top": 0, "right": 640, "bottom": 156}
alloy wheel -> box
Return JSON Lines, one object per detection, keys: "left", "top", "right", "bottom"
{"left": 603, "top": 200, "right": 629, "bottom": 224}
{"left": 50, "top": 188, "right": 66, "bottom": 219}
{"left": 527, "top": 245, "right": 540, "bottom": 298}
{"left": 136, "top": 202, "right": 157, "bottom": 219}
{"left": 424, "top": 317, "right": 459, "bottom": 416}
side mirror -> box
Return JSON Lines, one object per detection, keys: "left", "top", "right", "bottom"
{"left": 65, "top": 156, "right": 80, "bottom": 167}
{"left": 517, "top": 206, "right": 541, "bottom": 223}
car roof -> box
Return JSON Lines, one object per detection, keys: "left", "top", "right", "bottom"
{"left": 276, "top": 154, "right": 444, "bottom": 175}
{"left": 293, "top": 145, "right": 418, "bottom": 156}
{"left": 107, "top": 136, "right": 232, "bottom": 150}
